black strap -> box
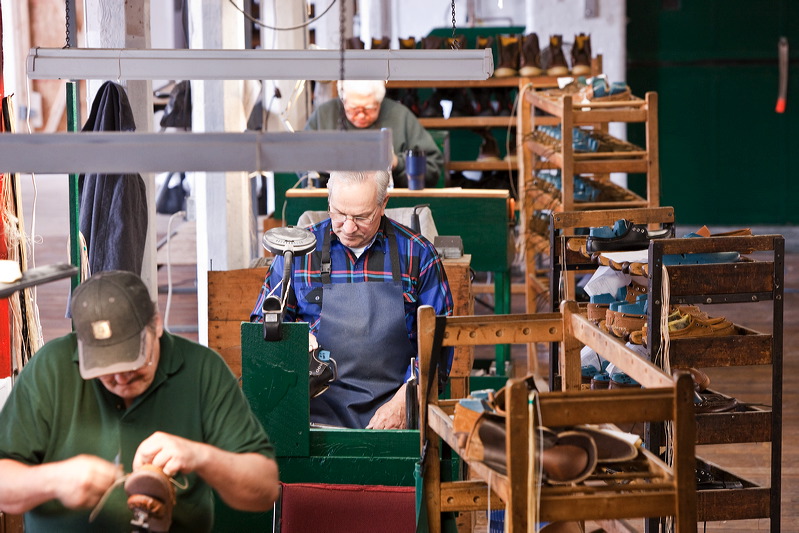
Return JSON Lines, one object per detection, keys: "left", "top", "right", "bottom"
{"left": 384, "top": 219, "right": 401, "bottom": 283}
{"left": 320, "top": 227, "right": 332, "bottom": 284}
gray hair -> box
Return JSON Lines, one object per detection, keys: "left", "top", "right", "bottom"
{"left": 336, "top": 80, "right": 387, "bottom": 104}
{"left": 328, "top": 170, "right": 390, "bottom": 206}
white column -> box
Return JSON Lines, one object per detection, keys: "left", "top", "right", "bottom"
{"left": 83, "top": 0, "right": 157, "bottom": 300}
{"left": 188, "top": 0, "right": 253, "bottom": 345}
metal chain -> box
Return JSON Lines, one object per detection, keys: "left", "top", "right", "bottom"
{"left": 338, "top": 0, "right": 347, "bottom": 130}
{"left": 64, "top": 0, "right": 71, "bottom": 48}
{"left": 450, "top": 0, "right": 459, "bottom": 49}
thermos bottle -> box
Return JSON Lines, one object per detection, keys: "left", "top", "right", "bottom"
{"left": 405, "top": 146, "right": 426, "bottom": 190}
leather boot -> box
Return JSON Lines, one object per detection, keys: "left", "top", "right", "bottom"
{"left": 495, "top": 34, "right": 521, "bottom": 77}
{"left": 420, "top": 89, "right": 444, "bottom": 118}
{"left": 346, "top": 36, "right": 364, "bottom": 49}
{"left": 519, "top": 33, "right": 543, "bottom": 77}
{"left": 445, "top": 87, "right": 475, "bottom": 117}
{"left": 542, "top": 34, "right": 569, "bottom": 76}
{"left": 475, "top": 128, "right": 501, "bottom": 161}
{"left": 421, "top": 35, "right": 444, "bottom": 50}
{"left": 370, "top": 36, "right": 390, "bottom": 49}
{"left": 494, "top": 87, "right": 513, "bottom": 117}
{"left": 571, "top": 33, "right": 592, "bottom": 76}
{"left": 398, "top": 36, "right": 417, "bottom": 50}
{"left": 473, "top": 87, "right": 496, "bottom": 116}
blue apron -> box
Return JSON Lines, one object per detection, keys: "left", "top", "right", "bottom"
{"left": 311, "top": 221, "right": 416, "bottom": 428}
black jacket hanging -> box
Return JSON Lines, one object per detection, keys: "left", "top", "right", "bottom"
{"left": 79, "top": 81, "right": 148, "bottom": 276}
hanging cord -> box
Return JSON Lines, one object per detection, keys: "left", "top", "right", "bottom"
{"left": 337, "top": 0, "right": 347, "bottom": 131}
{"left": 528, "top": 390, "right": 544, "bottom": 533}
{"left": 227, "top": 0, "right": 337, "bottom": 31}
{"left": 660, "top": 265, "right": 675, "bottom": 533}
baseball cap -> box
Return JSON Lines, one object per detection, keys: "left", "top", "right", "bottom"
{"left": 71, "top": 270, "right": 156, "bottom": 379}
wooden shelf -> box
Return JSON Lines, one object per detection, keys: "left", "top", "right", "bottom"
{"left": 417, "top": 305, "right": 698, "bottom": 532}
{"left": 386, "top": 76, "right": 560, "bottom": 90}
{"left": 447, "top": 160, "right": 516, "bottom": 172}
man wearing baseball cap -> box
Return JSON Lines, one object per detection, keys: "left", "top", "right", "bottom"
{"left": 0, "top": 270, "right": 279, "bottom": 532}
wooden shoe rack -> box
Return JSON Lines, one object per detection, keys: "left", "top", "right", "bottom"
{"left": 517, "top": 87, "right": 661, "bottom": 320}
{"left": 547, "top": 206, "right": 676, "bottom": 388}
{"left": 646, "top": 234, "right": 784, "bottom": 532}
{"left": 547, "top": 208, "right": 784, "bottom": 531}
{"left": 416, "top": 305, "right": 697, "bottom": 532}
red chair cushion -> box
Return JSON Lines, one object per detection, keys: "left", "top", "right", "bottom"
{"left": 278, "top": 482, "right": 415, "bottom": 533}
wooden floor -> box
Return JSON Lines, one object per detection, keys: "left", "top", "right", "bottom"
{"left": 18, "top": 175, "right": 798, "bottom": 531}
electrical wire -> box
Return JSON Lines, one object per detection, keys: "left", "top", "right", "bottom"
{"left": 227, "top": 0, "right": 337, "bottom": 31}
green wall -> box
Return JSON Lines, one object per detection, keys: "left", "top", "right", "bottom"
{"left": 627, "top": 1, "right": 799, "bottom": 224}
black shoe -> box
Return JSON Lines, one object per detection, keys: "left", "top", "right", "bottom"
{"left": 586, "top": 219, "right": 674, "bottom": 253}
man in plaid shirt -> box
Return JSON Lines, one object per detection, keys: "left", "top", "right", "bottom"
{"left": 252, "top": 170, "right": 453, "bottom": 429}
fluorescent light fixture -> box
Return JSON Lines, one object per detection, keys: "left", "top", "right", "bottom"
{"left": 0, "top": 130, "right": 393, "bottom": 174}
{"left": 27, "top": 48, "right": 494, "bottom": 81}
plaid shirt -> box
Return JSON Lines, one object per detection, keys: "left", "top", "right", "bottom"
{"left": 251, "top": 217, "right": 454, "bottom": 373}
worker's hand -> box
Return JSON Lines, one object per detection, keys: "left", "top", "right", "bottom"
{"left": 308, "top": 332, "right": 319, "bottom": 352}
{"left": 51, "top": 454, "right": 120, "bottom": 509}
{"left": 133, "top": 431, "right": 206, "bottom": 477}
{"left": 366, "top": 383, "right": 407, "bottom": 430}
{"left": 392, "top": 152, "right": 399, "bottom": 169}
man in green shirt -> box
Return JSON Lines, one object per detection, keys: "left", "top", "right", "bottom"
{"left": 0, "top": 270, "right": 279, "bottom": 532}
{"left": 305, "top": 79, "right": 444, "bottom": 188}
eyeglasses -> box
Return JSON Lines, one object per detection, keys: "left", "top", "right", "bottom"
{"left": 328, "top": 206, "right": 379, "bottom": 227}
{"left": 342, "top": 103, "right": 379, "bottom": 116}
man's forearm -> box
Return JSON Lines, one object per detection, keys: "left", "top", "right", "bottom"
{"left": 0, "top": 459, "right": 57, "bottom": 513}
{"left": 194, "top": 446, "right": 279, "bottom": 512}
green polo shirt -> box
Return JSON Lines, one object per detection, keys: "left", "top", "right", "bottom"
{"left": 0, "top": 331, "right": 275, "bottom": 533}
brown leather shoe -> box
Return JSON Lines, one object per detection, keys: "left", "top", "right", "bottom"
{"left": 495, "top": 34, "right": 521, "bottom": 78}
{"left": 519, "top": 33, "right": 543, "bottom": 76}
{"left": 125, "top": 464, "right": 175, "bottom": 533}
{"left": 571, "top": 33, "right": 592, "bottom": 75}
{"left": 540, "top": 428, "right": 597, "bottom": 485}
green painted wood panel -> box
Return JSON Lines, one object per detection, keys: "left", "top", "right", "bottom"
{"left": 627, "top": 0, "right": 799, "bottom": 224}
{"left": 284, "top": 195, "right": 510, "bottom": 273}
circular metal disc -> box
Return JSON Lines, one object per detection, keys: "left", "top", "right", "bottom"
{"left": 261, "top": 226, "right": 317, "bottom": 256}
